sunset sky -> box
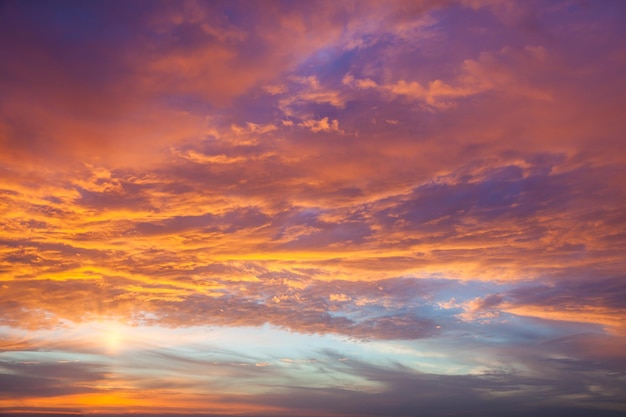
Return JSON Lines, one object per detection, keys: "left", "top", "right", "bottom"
{"left": 1, "top": 1, "right": 625, "bottom": 416}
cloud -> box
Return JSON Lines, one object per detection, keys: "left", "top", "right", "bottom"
{"left": 343, "top": 45, "right": 553, "bottom": 110}
{"left": 0, "top": 273, "right": 450, "bottom": 341}
{"left": 0, "top": 360, "right": 106, "bottom": 399}
{"left": 298, "top": 117, "right": 342, "bottom": 133}
{"left": 214, "top": 349, "right": 626, "bottom": 417}
{"left": 230, "top": 122, "right": 278, "bottom": 136}
{"left": 1, "top": 0, "right": 626, "bottom": 415}
{"left": 274, "top": 76, "right": 348, "bottom": 124}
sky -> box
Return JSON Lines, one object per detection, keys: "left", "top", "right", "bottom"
{"left": 0, "top": 0, "right": 625, "bottom": 416}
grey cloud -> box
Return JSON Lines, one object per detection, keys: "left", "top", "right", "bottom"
{"left": 0, "top": 360, "right": 105, "bottom": 398}
{"left": 221, "top": 348, "right": 626, "bottom": 417}
{"left": 508, "top": 272, "right": 626, "bottom": 311}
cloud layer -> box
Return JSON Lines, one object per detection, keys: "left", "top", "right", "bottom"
{"left": 1, "top": 0, "right": 625, "bottom": 416}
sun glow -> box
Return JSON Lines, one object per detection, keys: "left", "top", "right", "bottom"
{"left": 97, "top": 321, "right": 125, "bottom": 355}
